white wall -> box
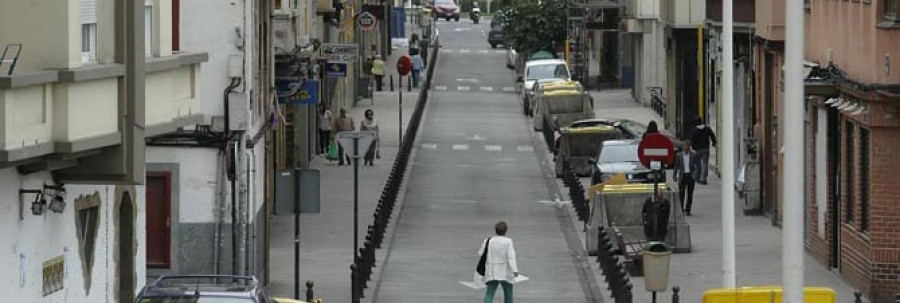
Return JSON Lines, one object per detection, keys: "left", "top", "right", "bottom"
{"left": 146, "top": 147, "right": 220, "bottom": 223}
{"left": 0, "top": 168, "right": 146, "bottom": 302}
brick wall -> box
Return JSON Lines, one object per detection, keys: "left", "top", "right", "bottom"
{"left": 806, "top": 103, "right": 830, "bottom": 267}
{"left": 868, "top": 125, "right": 900, "bottom": 301}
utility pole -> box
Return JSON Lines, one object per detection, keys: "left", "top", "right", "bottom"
{"left": 721, "top": 0, "right": 736, "bottom": 288}
{"left": 783, "top": 0, "right": 806, "bottom": 300}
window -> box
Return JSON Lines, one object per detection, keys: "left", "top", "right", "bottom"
{"left": 80, "top": 0, "right": 97, "bottom": 64}
{"left": 74, "top": 193, "right": 101, "bottom": 293}
{"left": 860, "top": 127, "right": 870, "bottom": 232}
{"left": 845, "top": 122, "right": 854, "bottom": 223}
{"left": 886, "top": 0, "right": 899, "bottom": 20}
{"left": 145, "top": 0, "right": 153, "bottom": 57}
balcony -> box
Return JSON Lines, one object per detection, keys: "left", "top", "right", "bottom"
{"left": 0, "top": 52, "right": 206, "bottom": 165}
{"left": 664, "top": 0, "right": 706, "bottom": 28}
{"left": 625, "top": 0, "right": 661, "bottom": 20}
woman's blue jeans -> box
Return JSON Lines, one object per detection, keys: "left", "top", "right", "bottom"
{"left": 412, "top": 70, "right": 421, "bottom": 87}
{"left": 484, "top": 280, "right": 513, "bottom": 303}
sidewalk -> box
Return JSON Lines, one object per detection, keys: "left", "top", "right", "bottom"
{"left": 580, "top": 89, "right": 861, "bottom": 303}
{"left": 267, "top": 26, "right": 425, "bottom": 302}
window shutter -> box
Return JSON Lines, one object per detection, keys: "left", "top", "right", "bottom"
{"left": 80, "top": 0, "right": 97, "bottom": 24}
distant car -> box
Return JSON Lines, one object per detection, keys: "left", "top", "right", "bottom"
{"left": 136, "top": 275, "right": 272, "bottom": 303}
{"left": 590, "top": 140, "right": 656, "bottom": 185}
{"left": 505, "top": 47, "right": 517, "bottom": 69}
{"left": 519, "top": 59, "right": 571, "bottom": 116}
{"left": 488, "top": 25, "right": 504, "bottom": 48}
{"left": 433, "top": 0, "right": 460, "bottom": 21}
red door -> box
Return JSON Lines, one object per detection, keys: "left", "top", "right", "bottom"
{"left": 146, "top": 172, "right": 171, "bottom": 268}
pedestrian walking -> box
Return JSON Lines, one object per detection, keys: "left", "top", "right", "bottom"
{"left": 371, "top": 55, "right": 386, "bottom": 92}
{"left": 477, "top": 221, "right": 519, "bottom": 303}
{"left": 334, "top": 108, "right": 355, "bottom": 165}
{"left": 689, "top": 116, "right": 717, "bottom": 184}
{"left": 674, "top": 140, "right": 701, "bottom": 215}
{"left": 317, "top": 104, "right": 333, "bottom": 155}
{"left": 411, "top": 51, "right": 425, "bottom": 88}
{"left": 409, "top": 33, "right": 420, "bottom": 55}
{"left": 359, "top": 109, "right": 380, "bottom": 166}
{"left": 641, "top": 191, "right": 671, "bottom": 242}
{"left": 642, "top": 120, "right": 659, "bottom": 138}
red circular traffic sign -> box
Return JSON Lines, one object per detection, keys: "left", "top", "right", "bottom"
{"left": 397, "top": 55, "right": 412, "bottom": 76}
{"left": 358, "top": 12, "right": 377, "bottom": 31}
{"left": 637, "top": 133, "right": 675, "bottom": 169}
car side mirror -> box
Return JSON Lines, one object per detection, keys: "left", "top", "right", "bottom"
{"left": 516, "top": 76, "right": 523, "bottom": 83}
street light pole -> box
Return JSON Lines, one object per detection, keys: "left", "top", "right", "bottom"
{"left": 399, "top": 76, "right": 404, "bottom": 145}
{"left": 721, "top": 0, "right": 737, "bottom": 289}
{"left": 783, "top": 0, "right": 806, "bottom": 300}
{"left": 352, "top": 138, "right": 360, "bottom": 303}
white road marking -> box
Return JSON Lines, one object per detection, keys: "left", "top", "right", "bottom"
{"left": 459, "top": 49, "right": 472, "bottom": 53}
{"left": 485, "top": 145, "right": 502, "bottom": 151}
{"left": 478, "top": 50, "right": 490, "bottom": 53}
{"left": 448, "top": 200, "right": 480, "bottom": 204}
{"left": 441, "top": 49, "right": 453, "bottom": 53}
{"left": 458, "top": 86, "right": 470, "bottom": 91}
{"left": 468, "top": 134, "right": 487, "bottom": 140}
{"left": 517, "top": 146, "right": 534, "bottom": 152}
{"left": 452, "top": 144, "right": 469, "bottom": 150}
{"left": 502, "top": 87, "right": 516, "bottom": 92}
{"left": 480, "top": 86, "right": 494, "bottom": 92}
{"left": 494, "top": 50, "right": 506, "bottom": 54}
{"left": 435, "top": 85, "right": 448, "bottom": 91}
{"left": 421, "top": 143, "right": 437, "bottom": 150}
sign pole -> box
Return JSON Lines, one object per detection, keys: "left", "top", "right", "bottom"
{"left": 399, "top": 76, "right": 403, "bottom": 144}
{"left": 350, "top": 137, "right": 360, "bottom": 303}
{"left": 294, "top": 169, "right": 301, "bottom": 299}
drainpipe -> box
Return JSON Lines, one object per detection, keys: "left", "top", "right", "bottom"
{"left": 214, "top": 149, "right": 226, "bottom": 275}
{"left": 225, "top": 77, "right": 241, "bottom": 275}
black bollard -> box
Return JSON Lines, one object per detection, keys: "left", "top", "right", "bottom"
{"left": 408, "top": 75, "right": 412, "bottom": 92}
{"left": 854, "top": 291, "right": 863, "bottom": 303}
{"left": 672, "top": 286, "right": 680, "bottom": 303}
{"left": 390, "top": 75, "right": 394, "bottom": 91}
{"left": 305, "top": 281, "right": 314, "bottom": 302}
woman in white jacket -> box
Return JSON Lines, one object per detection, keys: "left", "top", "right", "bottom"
{"left": 477, "top": 221, "right": 518, "bottom": 303}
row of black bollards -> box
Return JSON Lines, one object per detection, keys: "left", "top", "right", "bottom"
{"left": 350, "top": 36, "right": 440, "bottom": 303}
{"left": 595, "top": 223, "right": 634, "bottom": 303}
{"left": 561, "top": 161, "right": 590, "bottom": 223}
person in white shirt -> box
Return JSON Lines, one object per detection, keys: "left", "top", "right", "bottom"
{"left": 674, "top": 140, "right": 701, "bottom": 215}
{"left": 318, "top": 104, "right": 333, "bottom": 155}
{"left": 477, "top": 221, "right": 518, "bottom": 303}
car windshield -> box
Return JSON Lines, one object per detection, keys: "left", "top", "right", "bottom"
{"left": 598, "top": 144, "right": 639, "bottom": 163}
{"left": 526, "top": 64, "right": 568, "bottom": 80}
{"left": 138, "top": 297, "right": 254, "bottom": 303}
{"left": 435, "top": 0, "right": 455, "bottom": 4}
{"left": 620, "top": 121, "right": 647, "bottom": 137}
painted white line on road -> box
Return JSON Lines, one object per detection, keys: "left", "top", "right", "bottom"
{"left": 458, "top": 86, "right": 470, "bottom": 91}
{"left": 517, "top": 146, "right": 534, "bottom": 152}
{"left": 485, "top": 145, "right": 502, "bottom": 151}
{"left": 434, "top": 86, "right": 447, "bottom": 91}
{"left": 493, "top": 50, "right": 506, "bottom": 53}
{"left": 480, "top": 86, "right": 493, "bottom": 92}
{"left": 452, "top": 144, "right": 469, "bottom": 150}
{"left": 502, "top": 87, "right": 516, "bottom": 92}
{"left": 421, "top": 143, "right": 437, "bottom": 150}
{"left": 478, "top": 50, "right": 490, "bottom": 53}
{"left": 448, "top": 200, "right": 480, "bottom": 204}
{"left": 441, "top": 49, "right": 453, "bottom": 53}
{"left": 459, "top": 49, "right": 472, "bottom": 53}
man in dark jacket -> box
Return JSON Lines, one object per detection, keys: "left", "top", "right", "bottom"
{"left": 689, "top": 117, "right": 717, "bottom": 184}
{"left": 674, "top": 140, "right": 702, "bottom": 215}
{"left": 642, "top": 191, "right": 671, "bottom": 242}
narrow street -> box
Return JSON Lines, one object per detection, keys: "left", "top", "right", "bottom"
{"left": 371, "top": 20, "right": 601, "bottom": 302}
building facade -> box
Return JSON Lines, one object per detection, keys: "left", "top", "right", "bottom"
{"left": 804, "top": 0, "right": 900, "bottom": 301}
{"left": 622, "top": 0, "right": 668, "bottom": 107}
{"left": 663, "top": 0, "right": 705, "bottom": 137}
{"left": 0, "top": 0, "right": 205, "bottom": 301}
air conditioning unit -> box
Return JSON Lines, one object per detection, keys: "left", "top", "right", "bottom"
{"left": 228, "top": 92, "right": 250, "bottom": 131}
{"left": 273, "top": 18, "right": 297, "bottom": 54}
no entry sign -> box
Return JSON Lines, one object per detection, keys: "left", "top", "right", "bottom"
{"left": 637, "top": 133, "right": 675, "bottom": 169}
{"left": 357, "top": 12, "right": 377, "bottom": 31}
{"left": 396, "top": 55, "right": 411, "bottom": 76}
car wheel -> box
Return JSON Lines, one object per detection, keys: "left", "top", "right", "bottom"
{"left": 455, "top": 16, "right": 460, "bottom": 22}
{"left": 490, "top": 43, "right": 497, "bottom": 49}
{"left": 446, "top": 17, "right": 451, "bottom": 21}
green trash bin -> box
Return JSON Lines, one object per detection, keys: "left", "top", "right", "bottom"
{"left": 642, "top": 241, "right": 671, "bottom": 292}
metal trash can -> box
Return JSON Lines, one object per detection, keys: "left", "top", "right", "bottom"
{"left": 642, "top": 241, "right": 671, "bottom": 292}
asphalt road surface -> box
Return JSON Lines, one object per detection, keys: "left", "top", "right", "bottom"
{"left": 372, "top": 20, "right": 604, "bottom": 303}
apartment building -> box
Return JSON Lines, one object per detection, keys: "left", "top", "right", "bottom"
{"left": 0, "top": 0, "right": 205, "bottom": 301}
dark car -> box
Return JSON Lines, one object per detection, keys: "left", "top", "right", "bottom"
{"left": 488, "top": 25, "right": 504, "bottom": 48}
{"left": 136, "top": 275, "right": 272, "bottom": 303}
{"left": 569, "top": 118, "right": 683, "bottom": 151}
{"left": 590, "top": 140, "right": 657, "bottom": 185}
{"left": 433, "top": 0, "right": 460, "bottom": 21}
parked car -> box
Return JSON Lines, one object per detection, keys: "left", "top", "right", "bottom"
{"left": 488, "top": 25, "right": 504, "bottom": 48}
{"left": 505, "top": 47, "right": 517, "bottom": 69}
{"left": 590, "top": 140, "right": 656, "bottom": 185}
{"left": 433, "top": 0, "right": 460, "bottom": 21}
{"left": 136, "top": 275, "right": 275, "bottom": 303}
{"left": 553, "top": 124, "right": 624, "bottom": 177}
{"left": 568, "top": 118, "right": 647, "bottom": 139}
{"left": 518, "top": 59, "right": 571, "bottom": 115}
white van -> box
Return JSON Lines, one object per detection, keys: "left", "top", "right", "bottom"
{"left": 518, "top": 59, "right": 571, "bottom": 116}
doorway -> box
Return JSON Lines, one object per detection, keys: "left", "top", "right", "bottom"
{"left": 827, "top": 107, "right": 841, "bottom": 269}
{"left": 146, "top": 172, "right": 172, "bottom": 268}
{"left": 118, "top": 192, "right": 135, "bottom": 303}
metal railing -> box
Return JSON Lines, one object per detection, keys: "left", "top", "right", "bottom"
{"left": 647, "top": 86, "right": 666, "bottom": 118}
{"left": 350, "top": 32, "right": 439, "bottom": 303}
